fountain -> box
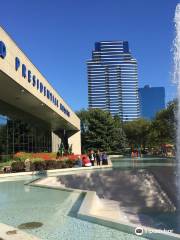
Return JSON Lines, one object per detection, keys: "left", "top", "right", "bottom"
{"left": 174, "top": 4, "right": 180, "bottom": 227}
{"left": 174, "top": 4, "right": 180, "bottom": 148}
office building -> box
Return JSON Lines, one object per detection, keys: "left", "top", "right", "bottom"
{"left": 87, "top": 41, "right": 140, "bottom": 121}
{"left": 139, "top": 85, "right": 165, "bottom": 119}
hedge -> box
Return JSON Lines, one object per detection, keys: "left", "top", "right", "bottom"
{"left": 11, "top": 161, "right": 25, "bottom": 172}
{"left": 11, "top": 158, "right": 76, "bottom": 172}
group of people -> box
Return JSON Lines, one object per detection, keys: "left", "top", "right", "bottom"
{"left": 73, "top": 150, "right": 108, "bottom": 168}
{"left": 88, "top": 150, "right": 108, "bottom": 166}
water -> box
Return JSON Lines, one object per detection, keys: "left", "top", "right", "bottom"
{"left": 174, "top": 3, "right": 180, "bottom": 220}
{"left": 56, "top": 161, "right": 177, "bottom": 230}
{"left": 0, "top": 177, "right": 147, "bottom": 240}
{"left": 0, "top": 158, "right": 178, "bottom": 239}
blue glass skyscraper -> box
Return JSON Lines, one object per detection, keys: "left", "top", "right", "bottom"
{"left": 87, "top": 41, "right": 140, "bottom": 121}
{"left": 139, "top": 85, "right": 165, "bottom": 119}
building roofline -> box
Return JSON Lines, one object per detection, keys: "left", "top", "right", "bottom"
{"left": 0, "top": 25, "right": 78, "bottom": 119}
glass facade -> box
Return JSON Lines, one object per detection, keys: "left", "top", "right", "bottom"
{"left": 0, "top": 114, "right": 51, "bottom": 158}
{"left": 87, "top": 41, "right": 140, "bottom": 121}
{"left": 139, "top": 85, "right": 165, "bottom": 119}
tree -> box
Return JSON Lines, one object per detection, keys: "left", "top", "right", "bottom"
{"left": 123, "top": 99, "right": 177, "bottom": 150}
{"left": 113, "top": 115, "right": 127, "bottom": 151}
{"left": 148, "top": 100, "right": 177, "bottom": 147}
{"left": 76, "top": 109, "right": 127, "bottom": 153}
{"left": 77, "top": 99, "right": 177, "bottom": 153}
{"left": 123, "top": 118, "right": 151, "bottom": 149}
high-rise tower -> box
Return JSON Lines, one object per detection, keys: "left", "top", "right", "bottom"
{"left": 87, "top": 41, "right": 140, "bottom": 121}
{"left": 139, "top": 85, "right": 165, "bottom": 119}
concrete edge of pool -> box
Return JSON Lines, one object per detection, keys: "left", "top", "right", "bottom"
{"left": 78, "top": 191, "right": 180, "bottom": 240}
{"left": 0, "top": 164, "right": 112, "bottom": 179}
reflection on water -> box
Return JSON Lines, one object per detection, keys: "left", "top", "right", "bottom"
{"left": 58, "top": 157, "right": 180, "bottom": 233}
{"left": 0, "top": 178, "right": 146, "bottom": 240}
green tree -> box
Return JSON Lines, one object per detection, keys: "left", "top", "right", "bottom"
{"left": 113, "top": 115, "right": 127, "bottom": 151}
{"left": 148, "top": 100, "right": 177, "bottom": 147}
{"left": 123, "top": 118, "right": 151, "bottom": 149}
{"left": 76, "top": 109, "right": 127, "bottom": 152}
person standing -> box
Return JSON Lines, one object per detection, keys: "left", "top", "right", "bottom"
{"left": 96, "top": 150, "right": 102, "bottom": 166}
{"left": 102, "top": 152, "right": 108, "bottom": 165}
{"left": 89, "top": 150, "right": 95, "bottom": 166}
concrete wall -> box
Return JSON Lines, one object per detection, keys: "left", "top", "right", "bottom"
{"left": 68, "top": 131, "right": 81, "bottom": 154}
{"left": 52, "top": 132, "right": 61, "bottom": 152}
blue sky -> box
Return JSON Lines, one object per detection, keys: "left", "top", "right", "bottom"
{"left": 0, "top": 0, "right": 179, "bottom": 111}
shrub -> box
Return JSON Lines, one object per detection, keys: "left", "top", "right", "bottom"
{"left": 56, "top": 160, "right": 65, "bottom": 169}
{"left": 10, "top": 155, "right": 80, "bottom": 173}
{"left": 0, "top": 154, "right": 13, "bottom": 162}
{"left": 30, "top": 158, "right": 46, "bottom": 171}
{"left": 13, "top": 156, "right": 28, "bottom": 162}
{"left": 14, "top": 152, "right": 31, "bottom": 160}
{"left": 11, "top": 161, "right": 25, "bottom": 172}
{"left": 45, "top": 159, "right": 73, "bottom": 170}
{"left": 14, "top": 152, "right": 57, "bottom": 161}
{"left": 45, "top": 160, "right": 57, "bottom": 170}
{"left": 64, "top": 159, "right": 75, "bottom": 168}
{"left": 32, "top": 153, "right": 56, "bottom": 160}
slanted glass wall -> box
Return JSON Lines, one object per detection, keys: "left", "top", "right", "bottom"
{"left": 0, "top": 114, "right": 51, "bottom": 157}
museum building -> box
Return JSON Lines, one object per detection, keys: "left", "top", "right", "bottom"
{"left": 0, "top": 27, "right": 81, "bottom": 157}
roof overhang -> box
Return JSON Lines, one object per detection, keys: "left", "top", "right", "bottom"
{"left": 0, "top": 70, "right": 79, "bottom": 132}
